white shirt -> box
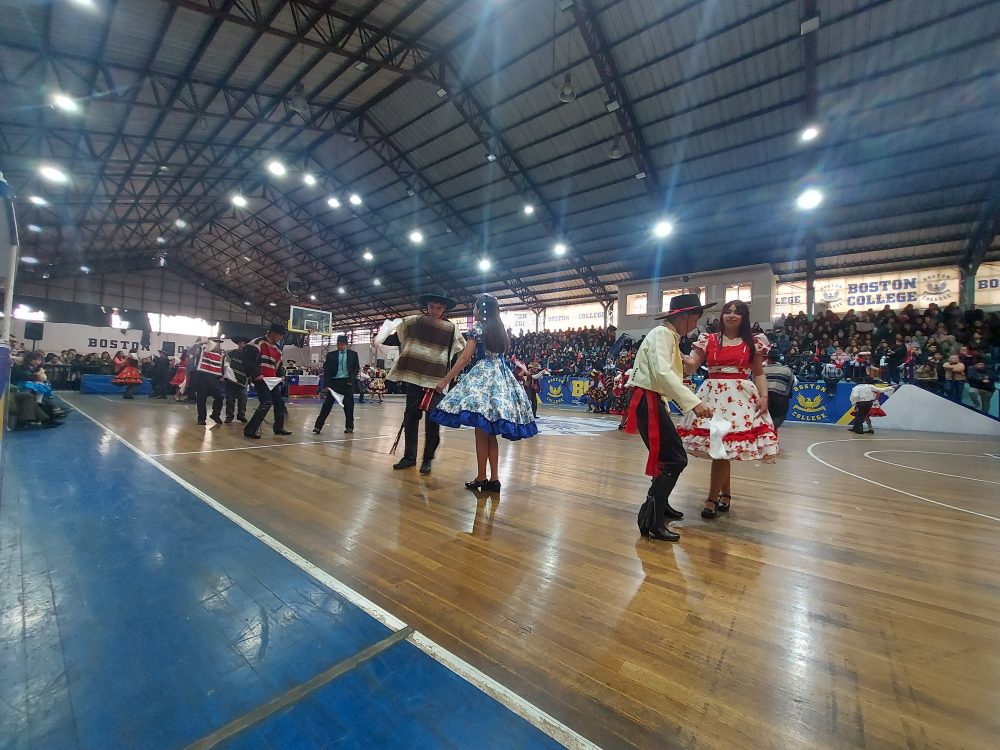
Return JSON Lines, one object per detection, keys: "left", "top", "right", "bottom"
{"left": 850, "top": 383, "right": 888, "bottom": 404}
{"left": 629, "top": 322, "right": 701, "bottom": 413}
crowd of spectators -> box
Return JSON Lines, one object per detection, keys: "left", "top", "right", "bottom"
{"left": 508, "top": 326, "right": 618, "bottom": 375}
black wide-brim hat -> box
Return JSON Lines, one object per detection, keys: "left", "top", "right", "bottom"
{"left": 418, "top": 288, "right": 457, "bottom": 311}
{"left": 230, "top": 336, "right": 251, "bottom": 344}
{"left": 268, "top": 323, "right": 287, "bottom": 335}
{"left": 655, "top": 293, "right": 717, "bottom": 320}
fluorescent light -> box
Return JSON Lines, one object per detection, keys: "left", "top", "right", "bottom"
{"left": 303, "top": 173, "right": 317, "bottom": 186}
{"left": 435, "top": 87, "right": 448, "bottom": 98}
{"left": 27, "top": 224, "right": 42, "bottom": 232}
{"left": 362, "top": 250, "right": 374, "bottom": 261}
{"left": 605, "top": 100, "right": 621, "bottom": 113}
{"left": 266, "top": 160, "right": 286, "bottom": 177}
{"left": 20, "top": 256, "right": 39, "bottom": 264}
{"left": 337, "top": 287, "right": 345, "bottom": 294}
{"left": 349, "top": 193, "right": 362, "bottom": 206}
{"left": 478, "top": 258, "right": 491, "bottom": 271}
{"left": 408, "top": 230, "right": 423, "bottom": 244}
{"left": 373, "top": 278, "right": 381, "bottom": 286}
{"left": 174, "top": 218, "right": 187, "bottom": 228}
{"left": 28, "top": 196, "right": 48, "bottom": 206}
{"left": 355, "top": 61, "right": 370, "bottom": 72}
{"left": 327, "top": 197, "right": 341, "bottom": 209}
{"left": 51, "top": 93, "right": 78, "bottom": 113}
{"left": 653, "top": 220, "right": 674, "bottom": 238}
{"left": 156, "top": 237, "right": 166, "bottom": 244}
{"left": 523, "top": 204, "right": 535, "bottom": 216}
{"left": 39, "top": 165, "right": 68, "bottom": 183}
{"left": 80, "top": 265, "right": 91, "bottom": 273}
{"left": 553, "top": 243, "right": 567, "bottom": 256}
{"left": 231, "top": 195, "right": 247, "bottom": 208}
{"left": 800, "top": 125, "right": 820, "bottom": 142}
{"left": 486, "top": 153, "right": 497, "bottom": 162}
{"left": 635, "top": 171, "right": 646, "bottom": 180}
{"left": 242, "top": 255, "right": 251, "bottom": 261}
{"left": 796, "top": 188, "right": 824, "bottom": 210}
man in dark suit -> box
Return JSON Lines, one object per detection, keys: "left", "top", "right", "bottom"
{"left": 313, "top": 335, "right": 360, "bottom": 434}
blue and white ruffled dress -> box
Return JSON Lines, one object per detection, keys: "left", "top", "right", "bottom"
{"left": 430, "top": 323, "right": 538, "bottom": 440}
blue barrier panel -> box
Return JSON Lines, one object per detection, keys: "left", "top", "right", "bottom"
{"left": 79, "top": 374, "right": 153, "bottom": 395}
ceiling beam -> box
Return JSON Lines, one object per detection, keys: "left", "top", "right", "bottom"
{"left": 961, "top": 165, "right": 1000, "bottom": 273}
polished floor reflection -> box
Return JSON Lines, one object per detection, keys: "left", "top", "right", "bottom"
{"left": 8, "top": 392, "right": 1000, "bottom": 749}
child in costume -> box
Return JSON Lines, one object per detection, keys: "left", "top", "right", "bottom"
{"left": 430, "top": 294, "right": 537, "bottom": 492}
{"left": 112, "top": 355, "right": 143, "bottom": 399}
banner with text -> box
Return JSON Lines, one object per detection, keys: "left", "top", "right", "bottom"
{"left": 976, "top": 261, "right": 1000, "bottom": 306}
{"left": 773, "top": 266, "right": 960, "bottom": 317}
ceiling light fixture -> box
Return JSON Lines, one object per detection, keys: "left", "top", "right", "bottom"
{"left": 269, "top": 302, "right": 277, "bottom": 307}
{"left": 652, "top": 219, "right": 674, "bottom": 238}
{"left": 362, "top": 250, "right": 374, "bottom": 261}
{"left": 635, "top": 171, "right": 647, "bottom": 180}
{"left": 337, "top": 287, "right": 345, "bottom": 294}
{"left": 327, "top": 197, "right": 341, "bottom": 209}
{"left": 28, "top": 196, "right": 48, "bottom": 206}
{"left": 51, "top": 93, "right": 78, "bottom": 113}
{"left": 558, "top": 72, "right": 576, "bottom": 103}
{"left": 156, "top": 237, "right": 166, "bottom": 245}
{"left": 523, "top": 204, "right": 535, "bottom": 216}
{"left": 435, "top": 87, "right": 448, "bottom": 98}
{"left": 174, "top": 218, "right": 187, "bottom": 229}
{"left": 355, "top": 61, "right": 370, "bottom": 72}
{"left": 80, "top": 265, "right": 91, "bottom": 273}
{"left": 485, "top": 153, "right": 497, "bottom": 162}
{"left": 796, "top": 187, "right": 824, "bottom": 210}
{"left": 373, "top": 278, "right": 381, "bottom": 286}
{"left": 231, "top": 195, "right": 248, "bottom": 208}
{"left": 243, "top": 301, "right": 251, "bottom": 306}
{"left": 20, "top": 256, "right": 39, "bottom": 264}
{"left": 309, "top": 294, "right": 317, "bottom": 301}
{"left": 349, "top": 193, "right": 362, "bottom": 206}
{"left": 800, "top": 125, "right": 821, "bottom": 142}
{"left": 408, "top": 230, "right": 423, "bottom": 244}
{"left": 478, "top": 258, "right": 491, "bottom": 271}
{"left": 303, "top": 173, "right": 317, "bottom": 186}
{"left": 608, "top": 137, "right": 623, "bottom": 160}
{"left": 605, "top": 100, "right": 621, "bottom": 113}
{"left": 27, "top": 224, "right": 42, "bottom": 232}
{"left": 267, "top": 160, "right": 286, "bottom": 177}
{"left": 553, "top": 242, "right": 567, "bottom": 256}
{"left": 38, "top": 165, "right": 68, "bottom": 183}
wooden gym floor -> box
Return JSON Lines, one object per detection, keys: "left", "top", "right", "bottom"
{"left": 59, "top": 393, "right": 1000, "bottom": 749}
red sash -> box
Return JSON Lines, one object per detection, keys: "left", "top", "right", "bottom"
{"left": 623, "top": 387, "right": 662, "bottom": 477}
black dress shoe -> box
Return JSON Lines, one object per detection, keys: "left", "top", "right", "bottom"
{"left": 197, "top": 420, "right": 207, "bottom": 426}
{"left": 237, "top": 417, "right": 247, "bottom": 423}
{"left": 245, "top": 433, "right": 261, "bottom": 440}
{"left": 224, "top": 418, "right": 233, "bottom": 424}
{"left": 664, "top": 505, "right": 684, "bottom": 519}
{"left": 210, "top": 415, "right": 222, "bottom": 424}
{"left": 419, "top": 459, "right": 432, "bottom": 475}
{"left": 486, "top": 480, "right": 501, "bottom": 492}
{"left": 344, "top": 427, "right": 353, "bottom": 434}
{"left": 645, "top": 524, "right": 680, "bottom": 542}
{"left": 313, "top": 428, "right": 321, "bottom": 434}
{"left": 393, "top": 458, "right": 416, "bottom": 470}
{"left": 273, "top": 429, "right": 292, "bottom": 436}
{"left": 465, "top": 479, "right": 489, "bottom": 491}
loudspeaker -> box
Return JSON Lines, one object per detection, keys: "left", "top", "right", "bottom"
{"left": 23, "top": 321, "right": 44, "bottom": 341}
{"left": 162, "top": 341, "right": 176, "bottom": 356}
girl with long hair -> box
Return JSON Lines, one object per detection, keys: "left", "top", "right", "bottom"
{"left": 678, "top": 300, "right": 778, "bottom": 517}
{"left": 431, "top": 294, "right": 538, "bottom": 491}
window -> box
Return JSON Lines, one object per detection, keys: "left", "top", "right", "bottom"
{"left": 626, "top": 293, "right": 647, "bottom": 315}
{"left": 661, "top": 288, "right": 705, "bottom": 311}
{"left": 351, "top": 328, "right": 373, "bottom": 345}
{"left": 724, "top": 283, "right": 752, "bottom": 303}
{"left": 309, "top": 331, "right": 346, "bottom": 348}
{"left": 148, "top": 313, "right": 218, "bottom": 338}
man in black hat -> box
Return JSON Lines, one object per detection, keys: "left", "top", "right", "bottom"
{"left": 224, "top": 336, "right": 251, "bottom": 423}
{"left": 386, "top": 288, "right": 467, "bottom": 474}
{"left": 243, "top": 323, "right": 292, "bottom": 439}
{"left": 625, "top": 293, "right": 714, "bottom": 542}
{"left": 189, "top": 337, "right": 226, "bottom": 425}
{"left": 313, "top": 334, "right": 360, "bottom": 434}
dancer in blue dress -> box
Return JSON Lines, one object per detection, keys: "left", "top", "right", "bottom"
{"left": 430, "top": 294, "right": 538, "bottom": 492}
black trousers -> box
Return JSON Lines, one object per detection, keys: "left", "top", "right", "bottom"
{"left": 634, "top": 393, "right": 688, "bottom": 514}
{"left": 403, "top": 382, "right": 443, "bottom": 461}
{"left": 191, "top": 371, "right": 223, "bottom": 422}
{"left": 151, "top": 374, "right": 169, "bottom": 398}
{"left": 849, "top": 400, "right": 873, "bottom": 432}
{"left": 224, "top": 380, "right": 248, "bottom": 420}
{"left": 527, "top": 390, "right": 539, "bottom": 418}
{"left": 768, "top": 393, "right": 789, "bottom": 429}
{"left": 315, "top": 378, "right": 355, "bottom": 431}
{"left": 245, "top": 381, "right": 286, "bottom": 436}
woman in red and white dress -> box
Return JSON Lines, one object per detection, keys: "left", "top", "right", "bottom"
{"left": 678, "top": 300, "right": 778, "bottom": 518}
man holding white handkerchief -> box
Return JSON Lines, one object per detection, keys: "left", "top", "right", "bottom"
{"left": 314, "top": 335, "right": 360, "bottom": 434}
{"left": 244, "top": 323, "right": 292, "bottom": 440}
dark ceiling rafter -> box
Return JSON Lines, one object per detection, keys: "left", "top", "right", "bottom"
{"left": 962, "top": 165, "right": 1000, "bottom": 273}
{"left": 568, "top": 0, "right": 660, "bottom": 196}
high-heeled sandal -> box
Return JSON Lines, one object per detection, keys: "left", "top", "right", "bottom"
{"left": 717, "top": 493, "right": 732, "bottom": 512}
{"left": 701, "top": 498, "right": 719, "bottom": 519}
{"left": 464, "top": 479, "right": 489, "bottom": 492}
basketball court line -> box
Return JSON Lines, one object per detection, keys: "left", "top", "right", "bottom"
{"left": 149, "top": 434, "right": 393, "bottom": 457}
{"left": 863, "top": 450, "right": 1000, "bottom": 485}
{"left": 806, "top": 438, "right": 1000, "bottom": 524}
{"left": 65, "top": 399, "right": 600, "bottom": 750}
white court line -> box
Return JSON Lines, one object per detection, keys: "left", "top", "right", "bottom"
{"left": 150, "top": 434, "right": 392, "bottom": 457}
{"left": 64, "top": 398, "right": 600, "bottom": 750}
{"left": 863, "top": 451, "right": 1000, "bottom": 485}
{"left": 806, "top": 439, "right": 1000, "bottom": 524}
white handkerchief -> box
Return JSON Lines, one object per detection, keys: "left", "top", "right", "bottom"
{"left": 262, "top": 377, "right": 283, "bottom": 391}
{"left": 326, "top": 387, "right": 344, "bottom": 406}
{"left": 708, "top": 412, "right": 732, "bottom": 460}
{"left": 373, "top": 318, "right": 402, "bottom": 346}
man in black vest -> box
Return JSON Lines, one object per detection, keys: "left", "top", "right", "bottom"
{"left": 313, "top": 335, "right": 360, "bottom": 434}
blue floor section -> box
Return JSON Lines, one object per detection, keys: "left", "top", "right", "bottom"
{"left": 0, "top": 412, "right": 564, "bottom": 749}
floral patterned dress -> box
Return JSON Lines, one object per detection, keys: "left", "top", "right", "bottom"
{"left": 677, "top": 333, "right": 778, "bottom": 461}
{"left": 430, "top": 322, "right": 538, "bottom": 440}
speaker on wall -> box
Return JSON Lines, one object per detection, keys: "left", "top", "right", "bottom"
{"left": 161, "top": 342, "right": 176, "bottom": 356}
{"left": 23, "top": 321, "right": 44, "bottom": 341}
